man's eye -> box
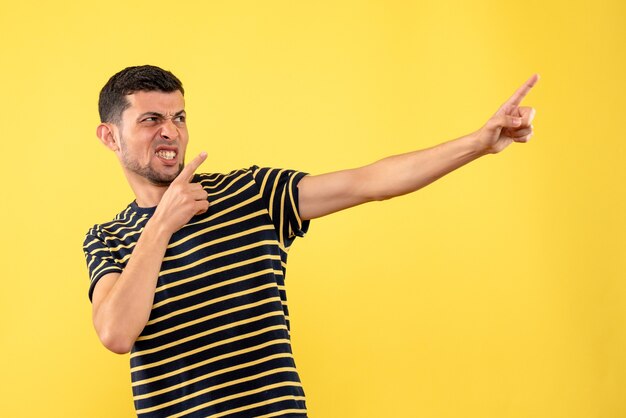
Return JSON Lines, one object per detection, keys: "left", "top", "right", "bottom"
{"left": 175, "top": 116, "right": 186, "bottom": 123}
{"left": 143, "top": 117, "right": 157, "bottom": 122}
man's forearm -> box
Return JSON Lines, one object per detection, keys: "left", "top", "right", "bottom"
{"left": 357, "top": 132, "right": 486, "bottom": 201}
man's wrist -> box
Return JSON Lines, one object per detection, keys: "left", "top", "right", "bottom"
{"left": 463, "top": 131, "right": 491, "bottom": 158}
{"left": 143, "top": 216, "right": 175, "bottom": 243}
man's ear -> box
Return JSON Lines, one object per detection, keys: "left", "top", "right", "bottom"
{"left": 96, "top": 123, "right": 120, "bottom": 152}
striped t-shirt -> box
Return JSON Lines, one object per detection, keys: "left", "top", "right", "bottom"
{"left": 83, "top": 166, "right": 310, "bottom": 417}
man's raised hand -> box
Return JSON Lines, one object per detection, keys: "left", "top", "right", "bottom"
{"left": 152, "top": 152, "right": 210, "bottom": 235}
{"left": 175, "top": 151, "right": 209, "bottom": 184}
{"left": 474, "top": 74, "right": 539, "bottom": 154}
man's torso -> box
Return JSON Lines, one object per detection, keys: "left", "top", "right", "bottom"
{"left": 84, "top": 167, "right": 309, "bottom": 417}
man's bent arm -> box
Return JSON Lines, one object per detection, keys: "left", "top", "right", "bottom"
{"left": 91, "top": 153, "right": 209, "bottom": 354}
{"left": 92, "top": 222, "right": 173, "bottom": 354}
{"left": 298, "top": 74, "right": 539, "bottom": 220}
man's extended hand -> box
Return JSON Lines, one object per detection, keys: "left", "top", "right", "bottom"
{"left": 474, "top": 74, "right": 539, "bottom": 154}
{"left": 152, "top": 152, "right": 210, "bottom": 235}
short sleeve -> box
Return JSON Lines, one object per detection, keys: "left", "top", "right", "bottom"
{"left": 83, "top": 227, "right": 124, "bottom": 301}
{"left": 251, "top": 167, "right": 310, "bottom": 249}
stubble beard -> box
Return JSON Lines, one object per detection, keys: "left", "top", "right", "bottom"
{"left": 119, "top": 134, "right": 184, "bottom": 187}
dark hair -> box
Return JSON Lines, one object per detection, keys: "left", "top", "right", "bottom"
{"left": 98, "top": 65, "right": 184, "bottom": 124}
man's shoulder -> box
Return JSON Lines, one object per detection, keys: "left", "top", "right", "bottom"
{"left": 193, "top": 166, "right": 264, "bottom": 193}
{"left": 84, "top": 203, "right": 140, "bottom": 241}
{"left": 193, "top": 165, "right": 305, "bottom": 187}
{"left": 194, "top": 166, "right": 259, "bottom": 183}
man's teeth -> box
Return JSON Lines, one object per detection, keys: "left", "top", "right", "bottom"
{"left": 156, "top": 150, "right": 176, "bottom": 160}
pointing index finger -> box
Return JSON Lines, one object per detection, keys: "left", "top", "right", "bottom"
{"left": 504, "top": 73, "right": 540, "bottom": 108}
{"left": 176, "top": 151, "right": 207, "bottom": 183}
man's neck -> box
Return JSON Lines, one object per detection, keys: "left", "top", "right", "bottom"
{"left": 125, "top": 172, "right": 169, "bottom": 208}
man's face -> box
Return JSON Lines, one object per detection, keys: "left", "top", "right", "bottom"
{"left": 116, "top": 90, "right": 188, "bottom": 186}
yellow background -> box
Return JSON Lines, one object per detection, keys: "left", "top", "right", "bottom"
{"left": 1, "top": 1, "right": 624, "bottom": 417}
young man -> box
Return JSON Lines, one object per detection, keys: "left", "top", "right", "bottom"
{"left": 84, "top": 65, "right": 538, "bottom": 417}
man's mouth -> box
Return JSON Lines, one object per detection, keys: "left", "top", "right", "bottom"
{"left": 156, "top": 150, "right": 177, "bottom": 160}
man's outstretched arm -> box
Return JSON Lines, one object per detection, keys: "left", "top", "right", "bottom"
{"left": 298, "top": 74, "right": 539, "bottom": 220}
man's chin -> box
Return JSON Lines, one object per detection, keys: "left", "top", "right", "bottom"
{"left": 147, "top": 166, "right": 183, "bottom": 186}
{"left": 127, "top": 163, "right": 183, "bottom": 187}
{"left": 147, "top": 177, "right": 175, "bottom": 187}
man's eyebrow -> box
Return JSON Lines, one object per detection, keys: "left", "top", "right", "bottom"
{"left": 137, "top": 111, "right": 163, "bottom": 120}
{"left": 137, "top": 110, "right": 186, "bottom": 120}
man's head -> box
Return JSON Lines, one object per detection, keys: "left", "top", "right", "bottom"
{"left": 99, "top": 65, "right": 184, "bottom": 125}
{"left": 97, "top": 65, "right": 189, "bottom": 188}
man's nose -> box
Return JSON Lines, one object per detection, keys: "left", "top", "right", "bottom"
{"left": 160, "top": 119, "right": 179, "bottom": 141}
